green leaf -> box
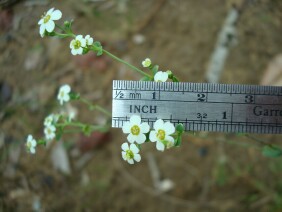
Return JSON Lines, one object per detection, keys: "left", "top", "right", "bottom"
{"left": 83, "top": 48, "right": 90, "bottom": 54}
{"left": 63, "top": 20, "right": 73, "bottom": 32}
{"left": 262, "top": 145, "right": 282, "bottom": 158}
{"left": 175, "top": 135, "right": 182, "bottom": 147}
{"left": 96, "top": 49, "right": 103, "bottom": 56}
{"left": 56, "top": 127, "right": 64, "bottom": 140}
{"left": 93, "top": 41, "right": 102, "bottom": 47}
{"left": 172, "top": 76, "right": 179, "bottom": 82}
{"left": 152, "top": 65, "right": 159, "bottom": 75}
{"left": 69, "top": 92, "right": 80, "bottom": 100}
{"left": 140, "top": 76, "right": 150, "bottom": 81}
{"left": 82, "top": 125, "right": 92, "bottom": 136}
{"left": 176, "top": 123, "right": 184, "bottom": 134}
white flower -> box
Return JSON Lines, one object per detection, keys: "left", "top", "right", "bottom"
{"left": 70, "top": 35, "right": 86, "bottom": 55}
{"left": 38, "top": 8, "right": 62, "bottom": 37}
{"left": 154, "top": 71, "right": 168, "bottom": 82}
{"left": 121, "top": 142, "right": 141, "bottom": 164}
{"left": 122, "top": 115, "right": 150, "bottom": 144}
{"left": 60, "top": 104, "right": 78, "bottom": 121}
{"left": 44, "top": 125, "right": 56, "bottom": 140}
{"left": 142, "top": 58, "right": 151, "bottom": 68}
{"left": 85, "top": 35, "right": 94, "bottom": 46}
{"left": 149, "top": 119, "right": 175, "bottom": 151}
{"left": 57, "top": 84, "right": 71, "bottom": 105}
{"left": 26, "top": 135, "right": 37, "bottom": 154}
{"left": 44, "top": 114, "right": 59, "bottom": 127}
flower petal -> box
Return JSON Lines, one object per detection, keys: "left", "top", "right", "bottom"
{"left": 80, "top": 39, "right": 86, "bottom": 47}
{"left": 134, "top": 153, "right": 141, "bottom": 162}
{"left": 39, "top": 24, "right": 45, "bottom": 36}
{"left": 165, "top": 135, "right": 174, "bottom": 143}
{"left": 130, "top": 144, "right": 139, "bottom": 154}
{"left": 76, "top": 35, "right": 83, "bottom": 40}
{"left": 46, "top": 8, "right": 55, "bottom": 15}
{"left": 140, "top": 122, "right": 149, "bottom": 133}
{"left": 135, "top": 134, "right": 146, "bottom": 144}
{"left": 71, "top": 49, "right": 77, "bottom": 55}
{"left": 149, "top": 131, "right": 157, "bottom": 142}
{"left": 156, "top": 141, "right": 165, "bottom": 151}
{"left": 127, "top": 134, "right": 135, "bottom": 143}
{"left": 164, "top": 122, "right": 175, "bottom": 135}
{"left": 121, "top": 142, "right": 129, "bottom": 151}
{"left": 31, "top": 139, "right": 37, "bottom": 147}
{"left": 127, "top": 159, "right": 134, "bottom": 164}
{"left": 45, "top": 20, "right": 55, "bottom": 32}
{"left": 38, "top": 18, "right": 44, "bottom": 25}
{"left": 62, "top": 85, "right": 71, "bottom": 93}
{"left": 51, "top": 10, "right": 62, "bottom": 20}
{"left": 122, "top": 122, "right": 131, "bottom": 133}
{"left": 130, "top": 115, "right": 141, "bottom": 125}
{"left": 30, "top": 147, "right": 36, "bottom": 154}
{"left": 77, "top": 48, "right": 83, "bottom": 55}
{"left": 121, "top": 151, "right": 127, "bottom": 160}
{"left": 27, "top": 135, "right": 33, "bottom": 142}
{"left": 63, "top": 95, "right": 70, "bottom": 102}
{"left": 154, "top": 119, "right": 164, "bottom": 130}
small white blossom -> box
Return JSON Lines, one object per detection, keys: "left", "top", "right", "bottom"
{"left": 44, "top": 125, "right": 56, "bottom": 140}
{"left": 85, "top": 35, "right": 94, "bottom": 46}
{"left": 26, "top": 135, "right": 37, "bottom": 154}
{"left": 60, "top": 104, "right": 78, "bottom": 121}
{"left": 44, "top": 114, "right": 59, "bottom": 127}
{"left": 57, "top": 84, "right": 71, "bottom": 105}
{"left": 122, "top": 115, "right": 150, "bottom": 144}
{"left": 38, "top": 8, "right": 62, "bottom": 37}
{"left": 142, "top": 58, "right": 151, "bottom": 68}
{"left": 121, "top": 142, "right": 141, "bottom": 164}
{"left": 70, "top": 35, "right": 86, "bottom": 55}
{"left": 154, "top": 71, "right": 168, "bottom": 82}
{"left": 149, "top": 119, "right": 175, "bottom": 151}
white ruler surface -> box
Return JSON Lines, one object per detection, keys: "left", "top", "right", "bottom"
{"left": 112, "top": 80, "right": 282, "bottom": 134}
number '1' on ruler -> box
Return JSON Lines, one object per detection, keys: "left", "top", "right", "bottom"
{"left": 112, "top": 80, "right": 282, "bottom": 134}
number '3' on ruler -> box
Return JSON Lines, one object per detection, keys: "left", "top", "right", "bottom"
{"left": 112, "top": 80, "right": 282, "bottom": 134}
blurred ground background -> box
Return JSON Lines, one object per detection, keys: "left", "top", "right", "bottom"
{"left": 1, "top": 0, "right": 282, "bottom": 211}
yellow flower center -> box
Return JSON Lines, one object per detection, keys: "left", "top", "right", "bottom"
{"left": 125, "top": 150, "right": 134, "bottom": 159}
{"left": 73, "top": 40, "right": 81, "bottom": 49}
{"left": 26, "top": 141, "right": 31, "bottom": 149}
{"left": 47, "top": 128, "right": 52, "bottom": 135}
{"left": 130, "top": 125, "right": 140, "bottom": 135}
{"left": 60, "top": 91, "right": 64, "bottom": 97}
{"left": 157, "top": 129, "right": 165, "bottom": 140}
{"left": 43, "top": 14, "right": 51, "bottom": 23}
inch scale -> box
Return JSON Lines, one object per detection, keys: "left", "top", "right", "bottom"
{"left": 112, "top": 80, "right": 282, "bottom": 134}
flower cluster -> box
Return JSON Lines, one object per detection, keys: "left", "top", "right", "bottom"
{"left": 25, "top": 84, "right": 76, "bottom": 154}
{"left": 121, "top": 115, "right": 184, "bottom": 164}
{"left": 38, "top": 8, "right": 95, "bottom": 56}
{"left": 38, "top": 8, "right": 62, "bottom": 37}
{"left": 70, "top": 35, "right": 94, "bottom": 55}
{"left": 141, "top": 58, "right": 178, "bottom": 82}
{"left": 34, "top": 8, "right": 184, "bottom": 164}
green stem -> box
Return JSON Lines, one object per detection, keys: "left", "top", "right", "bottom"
{"left": 80, "top": 98, "right": 112, "bottom": 117}
{"left": 102, "top": 49, "right": 152, "bottom": 79}
{"left": 37, "top": 140, "right": 46, "bottom": 145}
{"left": 55, "top": 24, "right": 65, "bottom": 31}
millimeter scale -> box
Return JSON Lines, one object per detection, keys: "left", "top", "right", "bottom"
{"left": 112, "top": 80, "right": 282, "bottom": 134}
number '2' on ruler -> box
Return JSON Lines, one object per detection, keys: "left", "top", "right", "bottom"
{"left": 112, "top": 80, "right": 282, "bottom": 134}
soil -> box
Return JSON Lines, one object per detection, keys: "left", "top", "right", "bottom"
{"left": 1, "top": 0, "right": 282, "bottom": 211}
